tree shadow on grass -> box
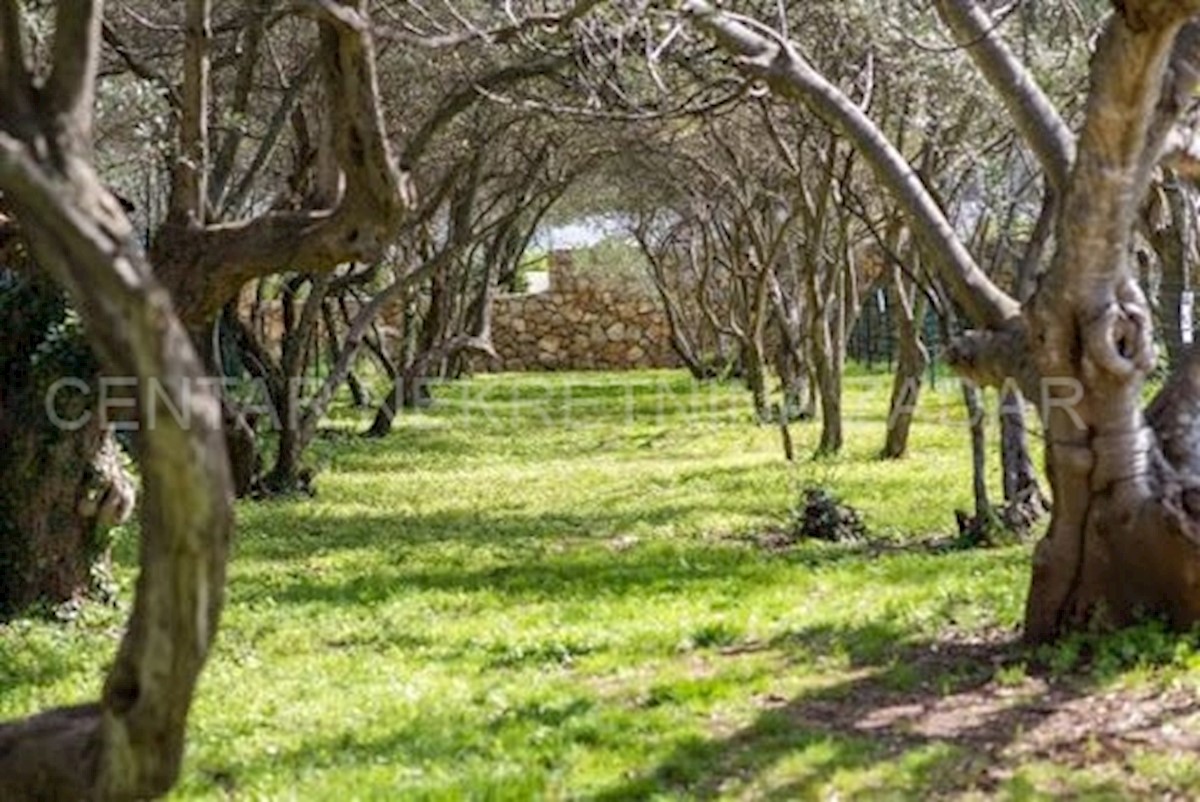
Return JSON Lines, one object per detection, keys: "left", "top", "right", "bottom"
{"left": 187, "top": 621, "right": 1200, "bottom": 800}
{"left": 189, "top": 695, "right": 595, "bottom": 799}
{"left": 229, "top": 504, "right": 1011, "bottom": 610}
{"left": 589, "top": 625, "right": 1200, "bottom": 800}
{"left": 232, "top": 525, "right": 789, "bottom": 608}
{"left": 234, "top": 502, "right": 707, "bottom": 560}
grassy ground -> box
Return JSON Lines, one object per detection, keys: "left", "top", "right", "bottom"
{"left": 3, "top": 368, "right": 1200, "bottom": 799}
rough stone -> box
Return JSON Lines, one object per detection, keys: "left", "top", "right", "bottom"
{"left": 396, "top": 250, "right": 683, "bottom": 373}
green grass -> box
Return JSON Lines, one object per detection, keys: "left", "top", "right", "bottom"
{"left": 3, "top": 368, "right": 1199, "bottom": 799}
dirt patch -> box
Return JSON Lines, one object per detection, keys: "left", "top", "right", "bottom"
{"left": 587, "top": 628, "right": 1200, "bottom": 799}
{"left": 757, "top": 631, "right": 1200, "bottom": 796}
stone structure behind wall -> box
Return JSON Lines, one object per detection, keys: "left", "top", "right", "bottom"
{"left": 482, "top": 251, "right": 680, "bottom": 372}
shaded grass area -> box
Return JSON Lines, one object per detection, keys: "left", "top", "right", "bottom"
{"left": 3, "top": 368, "right": 1200, "bottom": 799}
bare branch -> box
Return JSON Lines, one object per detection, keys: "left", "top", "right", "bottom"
{"left": 45, "top": 0, "right": 105, "bottom": 143}
{"left": 1044, "top": 4, "right": 1199, "bottom": 298}
{"left": 682, "top": 0, "right": 1020, "bottom": 330}
{"left": 168, "top": 0, "right": 211, "bottom": 227}
{"left": 101, "top": 21, "right": 182, "bottom": 109}
{"left": 932, "top": 0, "right": 1075, "bottom": 192}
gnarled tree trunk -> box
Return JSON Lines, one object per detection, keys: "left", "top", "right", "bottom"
{"left": 1019, "top": 8, "right": 1200, "bottom": 640}
{"left": 0, "top": 2, "right": 233, "bottom": 798}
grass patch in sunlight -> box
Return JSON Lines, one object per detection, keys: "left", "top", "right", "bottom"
{"left": 3, "top": 368, "right": 1197, "bottom": 799}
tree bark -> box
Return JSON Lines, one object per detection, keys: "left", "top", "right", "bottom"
{"left": 0, "top": 269, "right": 114, "bottom": 613}
{"left": 810, "top": 286, "right": 844, "bottom": 455}
{"left": 963, "top": 381, "right": 990, "bottom": 521}
{"left": 1022, "top": 5, "right": 1200, "bottom": 641}
{"left": 0, "top": 361, "right": 117, "bottom": 613}
{"left": 0, "top": 2, "right": 234, "bottom": 796}
{"left": 0, "top": 126, "right": 232, "bottom": 802}
{"left": 998, "top": 386, "right": 1046, "bottom": 528}
{"left": 932, "top": 0, "right": 1074, "bottom": 192}
{"left": 882, "top": 269, "right": 929, "bottom": 459}
{"left": 1148, "top": 175, "right": 1195, "bottom": 364}
{"left": 152, "top": 0, "right": 412, "bottom": 327}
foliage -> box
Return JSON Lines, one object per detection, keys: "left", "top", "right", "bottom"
{"left": 1036, "top": 618, "right": 1200, "bottom": 680}
{"left": 569, "top": 236, "right": 653, "bottom": 292}
{"left": 0, "top": 273, "right": 95, "bottom": 393}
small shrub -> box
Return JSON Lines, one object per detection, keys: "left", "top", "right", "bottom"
{"left": 791, "top": 486, "right": 868, "bottom": 544}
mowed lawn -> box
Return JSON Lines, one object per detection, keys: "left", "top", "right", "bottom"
{"left": 4, "top": 368, "right": 1200, "bottom": 799}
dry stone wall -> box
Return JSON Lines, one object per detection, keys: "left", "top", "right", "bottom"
{"left": 483, "top": 251, "right": 680, "bottom": 372}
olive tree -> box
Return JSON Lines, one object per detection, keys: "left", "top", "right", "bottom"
{"left": 684, "top": 0, "right": 1200, "bottom": 640}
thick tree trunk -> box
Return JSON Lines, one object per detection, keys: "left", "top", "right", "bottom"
{"left": 0, "top": 162, "right": 231, "bottom": 798}
{"left": 0, "top": 158, "right": 233, "bottom": 801}
{"left": 1023, "top": 7, "right": 1200, "bottom": 642}
{"left": 0, "top": 2, "right": 233, "bottom": 795}
{"left": 0, "top": 394, "right": 109, "bottom": 613}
